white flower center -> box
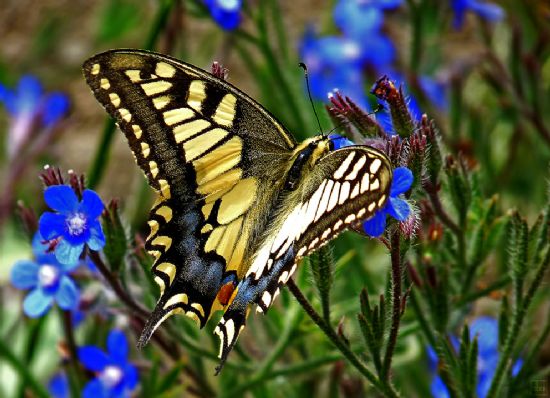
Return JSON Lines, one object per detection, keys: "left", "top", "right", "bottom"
{"left": 38, "top": 265, "right": 60, "bottom": 288}
{"left": 67, "top": 212, "right": 87, "bottom": 236}
{"left": 217, "top": 0, "right": 239, "bottom": 11}
{"left": 342, "top": 41, "right": 360, "bottom": 60}
{"left": 100, "top": 365, "right": 123, "bottom": 388}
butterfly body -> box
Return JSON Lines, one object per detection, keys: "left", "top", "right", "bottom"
{"left": 83, "top": 49, "right": 392, "bottom": 371}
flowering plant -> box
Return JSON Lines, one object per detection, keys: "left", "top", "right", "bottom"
{"left": 1, "top": 1, "right": 548, "bottom": 398}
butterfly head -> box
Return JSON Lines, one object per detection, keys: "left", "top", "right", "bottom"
{"left": 284, "top": 136, "right": 331, "bottom": 190}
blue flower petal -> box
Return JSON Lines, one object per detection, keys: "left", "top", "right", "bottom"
{"left": 511, "top": 358, "right": 523, "bottom": 377}
{"left": 390, "top": 167, "right": 413, "bottom": 196}
{"left": 55, "top": 239, "right": 84, "bottom": 265}
{"left": 44, "top": 185, "right": 79, "bottom": 213}
{"left": 16, "top": 75, "right": 43, "bottom": 115}
{"left": 124, "top": 364, "right": 139, "bottom": 389}
{"left": 333, "top": 1, "right": 383, "bottom": 38}
{"left": 469, "top": 1, "right": 504, "bottom": 22}
{"left": 360, "top": 33, "right": 395, "bottom": 70}
{"left": 430, "top": 374, "right": 450, "bottom": 398}
{"left": 107, "top": 330, "right": 128, "bottom": 363}
{"left": 363, "top": 210, "right": 387, "bottom": 237}
{"left": 82, "top": 379, "right": 109, "bottom": 398}
{"left": 406, "top": 94, "right": 422, "bottom": 122}
{"left": 0, "top": 83, "right": 17, "bottom": 115}
{"left": 426, "top": 345, "right": 438, "bottom": 371}
{"left": 11, "top": 260, "right": 39, "bottom": 289}
{"left": 329, "top": 134, "right": 355, "bottom": 150}
{"left": 205, "top": 0, "right": 242, "bottom": 30}
{"left": 477, "top": 356, "right": 498, "bottom": 398}
{"left": 39, "top": 212, "right": 67, "bottom": 240}
{"left": 48, "top": 373, "right": 69, "bottom": 398}
{"left": 469, "top": 316, "right": 499, "bottom": 354}
{"left": 87, "top": 222, "right": 105, "bottom": 251}
{"left": 451, "top": 0, "right": 468, "bottom": 29}
{"left": 62, "top": 257, "right": 81, "bottom": 273}
{"left": 42, "top": 92, "right": 70, "bottom": 127}
{"left": 23, "top": 288, "right": 53, "bottom": 317}
{"left": 387, "top": 197, "right": 410, "bottom": 221}
{"left": 55, "top": 276, "right": 79, "bottom": 310}
{"left": 375, "top": 109, "right": 395, "bottom": 135}
{"left": 420, "top": 76, "right": 448, "bottom": 110}
{"left": 79, "top": 190, "right": 104, "bottom": 219}
{"left": 78, "top": 347, "right": 110, "bottom": 372}
{"left": 373, "top": 0, "right": 403, "bottom": 9}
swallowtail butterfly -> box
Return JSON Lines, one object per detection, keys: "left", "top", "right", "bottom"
{"left": 83, "top": 49, "right": 392, "bottom": 372}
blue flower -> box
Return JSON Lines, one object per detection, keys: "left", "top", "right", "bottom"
{"left": 0, "top": 75, "right": 69, "bottom": 158}
{"left": 10, "top": 232, "right": 80, "bottom": 318}
{"left": 363, "top": 167, "right": 412, "bottom": 237}
{"left": 451, "top": 0, "right": 505, "bottom": 30}
{"left": 429, "top": 317, "right": 522, "bottom": 398}
{"left": 372, "top": 73, "right": 448, "bottom": 134}
{"left": 329, "top": 134, "right": 413, "bottom": 236}
{"left": 48, "top": 373, "right": 69, "bottom": 398}
{"left": 333, "top": 1, "right": 384, "bottom": 38}
{"left": 419, "top": 76, "right": 448, "bottom": 111}
{"left": 329, "top": 134, "right": 356, "bottom": 150}
{"left": 39, "top": 185, "right": 105, "bottom": 265}
{"left": 332, "top": 0, "right": 396, "bottom": 70}
{"left": 300, "top": 31, "right": 369, "bottom": 106}
{"left": 78, "top": 330, "right": 139, "bottom": 398}
{"left": 204, "top": 0, "right": 242, "bottom": 30}
{"left": 333, "top": 0, "right": 403, "bottom": 36}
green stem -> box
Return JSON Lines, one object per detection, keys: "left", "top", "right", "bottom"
{"left": 229, "top": 353, "right": 343, "bottom": 395}
{"left": 226, "top": 304, "right": 301, "bottom": 396}
{"left": 486, "top": 248, "right": 550, "bottom": 398}
{"left": 61, "top": 310, "right": 84, "bottom": 387}
{"left": 0, "top": 338, "right": 49, "bottom": 398}
{"left": 287, "top": 280, "right": 400, "bottom": 398}
{"left": 456, "top": 276, "right": 511, "bottom": 306}
{"left": 409, "top": 290, "right": 436, "bottom": 347}
{"left": 88, "top": 250, "right": 149, "bottom": 317}
{"left": 381, "top": 232, "right": 403, "bottom": 381}
{"left": 87, "top": 0, "right": 176, "bottom": 189}
{"left": 407, "top": 0, "right": 422, "bottom": 73}
{"left": 172, "top": 330, "right": 253, "bottom": 371}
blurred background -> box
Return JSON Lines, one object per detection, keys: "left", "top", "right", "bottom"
{"left": 0, "top": 1, "right": 549, "bottom": 397}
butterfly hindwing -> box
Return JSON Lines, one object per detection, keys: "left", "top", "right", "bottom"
{"left": 213, "top": 145, "right": 392, "bottom": 370}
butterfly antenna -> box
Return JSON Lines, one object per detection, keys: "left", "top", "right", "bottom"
{"left": 299, "top": 62, "right": 324, "bottom": 137}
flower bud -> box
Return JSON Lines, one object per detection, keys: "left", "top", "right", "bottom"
{"left": 371, "top": 75, "right": 415, "bottom": 138}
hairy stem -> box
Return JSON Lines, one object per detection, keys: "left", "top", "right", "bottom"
{"left": 88, "top": 250, "right": 149, "bottom": 318}
{"left": 486, "top": 248, "right": 550, "bottom": 397}
{"left": 381, "top": 232, "right": 403, "bottom": 381}
{"left": 287, "top": 279, "right": 400, "bottom": 398}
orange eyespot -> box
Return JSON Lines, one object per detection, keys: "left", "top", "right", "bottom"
{"left": 217, "top": 282, "right": 236, "bottom": 306}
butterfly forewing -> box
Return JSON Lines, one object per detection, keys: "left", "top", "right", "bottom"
{"left": 83, "top": 50, "right": 295, "bottom": 344}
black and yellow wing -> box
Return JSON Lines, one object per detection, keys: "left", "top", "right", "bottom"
{"left": 214, "top": 145, "right": 392, "bottom": 370}
{"left": 83, "top": 49, "right": 297, "bottom": 344}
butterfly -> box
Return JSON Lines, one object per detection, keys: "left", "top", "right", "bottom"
{"left": 83, "top": 49, "right": 393, "bottom": 372}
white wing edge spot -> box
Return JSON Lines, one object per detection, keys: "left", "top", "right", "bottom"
{"left": 333, "top": 152, "right": 356, "bottom": 179}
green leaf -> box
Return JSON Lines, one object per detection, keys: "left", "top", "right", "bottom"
{"left": 0, "top": 338, "right": 49, "bottom": 398}
{"left": 309, "top": 245, "right": 334, "bottom": 322}
{"left": 96, "top": 0, "right": 142, "bottom": 43}
{"left": 101, "top": 200, "right": 128, "bottom": 273}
